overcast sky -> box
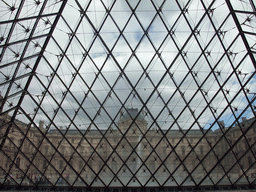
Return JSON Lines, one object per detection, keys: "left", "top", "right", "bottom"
{"left": 1, "top": 0, "right": 255, "bottom": 132}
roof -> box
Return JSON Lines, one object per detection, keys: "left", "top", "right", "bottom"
{"left": 118, "top": 108, "right": 146, "bottom": 122}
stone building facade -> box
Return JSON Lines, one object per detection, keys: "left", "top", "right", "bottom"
{"left": 0, "top": 105, "right": 255, "bottom": 186}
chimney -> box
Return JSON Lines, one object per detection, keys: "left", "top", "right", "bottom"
{"left": 0, "top": 92, "right": 4, "bottom": 113}
{"left": 39, "top": 120, "right": 44, "bottom": 129}
{"left": 218, "top": 120, "right": 225, "bottom": 130}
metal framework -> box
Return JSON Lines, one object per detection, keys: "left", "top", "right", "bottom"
{"left": 0, "top": 0, "right": 256, "bottom": 191}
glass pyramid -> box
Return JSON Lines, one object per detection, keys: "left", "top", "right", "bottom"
{"left": 0, "top": 0, "right": 256, "bottom": 191}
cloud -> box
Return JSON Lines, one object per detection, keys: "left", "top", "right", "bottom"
{"left": 1, "top": 0, "right": 255, "bottom": 133}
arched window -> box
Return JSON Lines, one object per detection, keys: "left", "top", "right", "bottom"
{"left": 16, "top": 157, "right": 21, "bottom": 167}
{"left": 244, "top": 140, "right": 249, "bottom": 150}
{"left": 10, "top": 137, "right": 14, "bottom": 149}
{"left": 130, "top": 156, "right": 137, "bottom": 173}
{"left": 44, "top": 146, "right": 49, "bottom": 155}
{"left": 248, "top": 156, "right": 253, "bottom": 167}
{"left": 43, "top": 159, "right": 47, "bottom": 169}
{"left": 162, "top": 146, "right": 167, "bottom": 157}
{"left": 122, "top": 147, "right": 127, "bottom": 157}
{"left": 59, "top": 160, "right": 64, "bottom": 170}
{"left": 200, "top": 146, "right": 204, "bottom": 155}
{"left": 60, "top": 146, "right": 65, "bottom": 155}
{"left": 98, "top": 160, "right": 103, "bottom": 172}
{"left": 79, "top": 147, "right": 84, "bottom": 155}
{"left": 69, "top": 160, "right": 73, "bottom": 170}
{"left": 111, "top": 158, "right": 117, "bottom": 173}
{"left": 181, "top": 146, "right": 185, "bottom": 155}
{"left": 150, "top": 160, "right": 156, "bottom": 172}
{"left": 79, "top": 160, "right": 83, "bottom": 170}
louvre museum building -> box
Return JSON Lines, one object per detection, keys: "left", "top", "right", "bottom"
{"left": 1, "top": 104, "right": 256, "bottom": 189}
{"left": 0, "top": 0, "right": 256, "bottom": 191}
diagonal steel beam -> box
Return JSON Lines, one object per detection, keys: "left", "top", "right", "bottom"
{"left": 225, "top": 0, "right": 256, "bottom": 69}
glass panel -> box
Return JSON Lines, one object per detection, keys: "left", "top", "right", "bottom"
{"left": 0, "top": 0, "right": 256, "bottom": 190}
